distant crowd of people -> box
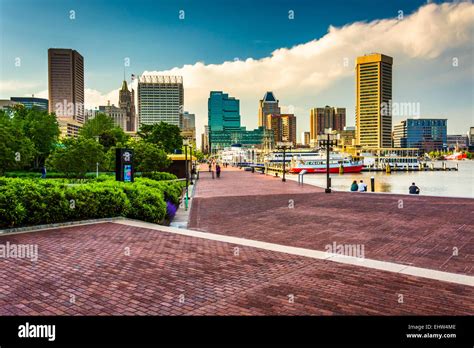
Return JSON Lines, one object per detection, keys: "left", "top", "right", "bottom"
{"left": 207, "top": 160, "right": 229, "bottom": 179}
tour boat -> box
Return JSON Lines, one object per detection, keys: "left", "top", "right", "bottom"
{"left": 289, "top": 155, "right": 364, "bottom": 174}
{"left": 444, "top": 152, "right": 467, "bottom": 160}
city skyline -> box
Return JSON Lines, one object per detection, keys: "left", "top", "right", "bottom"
{"left": 1, "top": 0, "right": 473, "bottom": 144}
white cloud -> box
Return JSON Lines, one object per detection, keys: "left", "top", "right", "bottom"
{"left": 0, "top": 80, "right": 42, "bottom": 94}
{"left": 37, "top": 2, "right": 474, "bottom": 143}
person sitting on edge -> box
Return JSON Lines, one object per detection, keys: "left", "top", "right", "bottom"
{"left": 358, "top": 180, "right": 367, "bottom": 192}
{"left": 350, "top": 180, "right": 358, "bottom": 192}
{"left": 409, "top": 182, "right": 420, "bottom": 194}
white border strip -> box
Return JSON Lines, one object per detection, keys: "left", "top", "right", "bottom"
{"left": 113, "top": 219, "right": 474, "bottom": 287}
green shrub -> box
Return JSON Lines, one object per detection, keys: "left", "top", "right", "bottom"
{"left": 0, "top": 176, "right": 176, "bottom": 228}
{"left": 134, "top": 177, "right": 184, "bottom": 205}
{"left": 140, "top": 171, "right": 177, "bottom": 181}
{"left": 122, "top": 183, "right": 166, "bottom": 223}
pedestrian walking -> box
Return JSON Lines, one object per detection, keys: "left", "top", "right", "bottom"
{"left": 41, "top": 165, "right": 47, "bottom": 179}
{"left": 216, "top": 164, "right": 221, "bottom": 178}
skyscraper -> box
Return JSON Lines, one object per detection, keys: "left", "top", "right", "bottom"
{"left": 138, "top": 75, "right": 184, "bottom": 128}
{"left": 356, "top": 53, "right": 393, "bottom": 148}
{"left": 266, "top": 113, "right": 297, "bottom": 146}
{"left": 258, "top": 91, "right": 280, "bottom": 128}
{"left": 119, "top": 80, "right": 136, "bottom": 132}
{"left": 309, "top": 106, "right": 346, "bottom": 142}
{"left": 48, "top": 48, "right": 84, "bottom": 136}
{"left": 208, "top": 91, "right": 241, "bottom": 152}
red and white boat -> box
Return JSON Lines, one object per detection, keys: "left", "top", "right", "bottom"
{"left": 444, "top": 152, "right": 467, "bottom": 160}
{"left": 289, "top": 154, "right": 364, "bottom": 174}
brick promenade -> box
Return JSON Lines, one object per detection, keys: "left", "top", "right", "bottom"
{"left": 191, "top": 165, "right": 474, "bottom": 275}
{"left": 0, "top": 165, "right": 472, "bottom": 315}
{"left": 0, "top": 222, "right": 472, "bottom": 315}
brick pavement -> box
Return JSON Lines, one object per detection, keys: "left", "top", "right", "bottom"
{"left": 0, "top": 222, "right": 472, "bottom": 315}
{"left": 190, "top": 165, "right": 474, "bottom": 275}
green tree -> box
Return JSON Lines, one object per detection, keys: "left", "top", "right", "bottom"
{"left": 130, "top": 139, "right": 171, "bottom": 173}
{"left": 21, "top": 107, "right": 60, "bottom": 168}
{"left": 138, "top": 122, "right": 183, "bottom": 153}
{"left": 79, "top": 113, "right": 129, "bottom": 151}
{"left": 0, "top": 110, "right": 35, "bottom": 174}
{"left": 46, "top": 138, "right": 104, "bottom": 177}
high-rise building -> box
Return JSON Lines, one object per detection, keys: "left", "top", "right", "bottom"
{"left": 98, "top": 102, "right": 128, "bottom": 130}
{"left": 182, "top": 111, "right": 195, "bottom": 130}
{"left": 10, "top": 97, "right": 48, "bottom": 111}
{"left": 48, "top": 49, "right": 84, "bottom": 129}
{"left": 301, "top": 131, "right": 310, "bottom": 146}
{"left": 181, "top": 112, "right": 196, "bottom": 144}
{"left": 309, "top": 106, "right": 346, "bottom": 142}
{"left": 201, "top": 125, "right": 209, "bottom": 154}
{"left": 393, "top": 119, "right": 447, "bottom": 152}
{"left": 208, "top": 91, "right": 241, "bottom": 152}
{"left": 99, "top": 80, "right": 136, "bottom": 132}
{"left": 258, "top": 91, "right": 280, "bottom": 128}
{"left": 138, "top": 75, "right": 183, "bottom": 128}
{"left": 266, "top": 113, "right": 297, "bottom": 145}
{"left": 356, "top": 53, "right": 393, "bottom": 148}
{"left": 119, "top": 80, "right": 136, "bottom": 132}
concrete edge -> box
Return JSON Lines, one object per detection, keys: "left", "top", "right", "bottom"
{"left": 112, "top": 219, "right": 474, "bottom": 287}
{"left": 0, "top": 217, "right": 123, "bottom": 236}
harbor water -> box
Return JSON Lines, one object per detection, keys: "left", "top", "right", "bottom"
{"left": 287, "top": 160, "right": 474, "bottom": 199}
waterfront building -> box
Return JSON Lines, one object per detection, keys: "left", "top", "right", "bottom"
{"left": 209, "top": 126, "right": 273, "bottom": 150}
{"left": 446, "top": 134, "right": 469, "bottom": 150}
{"left": 310, "top": 106, "right": 346, "bottom": 142}
{"left": 10, "top": 97, "right": 48, "bottom": 111}
{"left": 470, "top": 127, "right": 474, "bottom": 148}
{"left": 208, "top": 91, "right": 241, "bottom": 152}
{"left": 356, "top": 53, "right": 393, "bottom": 148}
{"left": 301, "top": 131, "right": 310, "bottom": 146}
{"left": 258, "top": 91, "right": 280, "bottom": 128}
{"left": 338, "top": 126, "right": 356, "bottom": 146}
{"left": 393, "top": 118, "right": 447, "bottom": 152}
{"left": 138, "top": 75, "right": 184, "bottom": 128}
{"left": 266, "top": 113, "right": 297, "bottom": 145}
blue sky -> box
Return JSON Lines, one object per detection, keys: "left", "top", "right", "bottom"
{"left": 1, "top": 0, "right": 472, "bottom": 139}
{"left": 1, "top": 0, "right": 432, "bottom": 92}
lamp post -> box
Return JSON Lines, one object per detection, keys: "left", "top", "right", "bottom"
{"left": 189, "top": 143, "right": 194, "bottom": 185}
{"left": 276, "top": 141, "right": 292, "bottom": 182}
{"left": 318, "top": 129, "right": 339, "bottom": 193}
{"left": 183, "top": 139, "right": 190, "bottom": 211}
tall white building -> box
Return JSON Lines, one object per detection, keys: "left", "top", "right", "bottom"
{"left": 138, "top": 75, "right": 184, "bottom": 128}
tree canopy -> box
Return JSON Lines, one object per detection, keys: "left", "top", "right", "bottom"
{"left": 138, "top": 122, "right": 183, "bottom": 153}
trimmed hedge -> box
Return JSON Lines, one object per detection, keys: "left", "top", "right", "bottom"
{"left": 0, "top": 177, "right": 184, "bottom": 228}
{"left": 139, "top": 171, "right": 178, "bottom": 181}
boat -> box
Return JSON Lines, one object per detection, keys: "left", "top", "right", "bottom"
{"left": 289, "top": 153, "right": 364, "bottom": 174}
{"left": 444, "top": 152, "right": 467, "bottom": 160}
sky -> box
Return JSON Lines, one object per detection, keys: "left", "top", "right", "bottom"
{"left": 1, "top": 0, "right": 473, "bottom": 144}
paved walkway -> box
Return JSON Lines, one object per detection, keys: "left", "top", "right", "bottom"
{"left": 0, "top": 221, "right": 472, "bottom": 315}
{"left": 190, "top": 165, "right": 474, "bottom": 275}
{"left": 0, "top": 165, "right": 472, "bottom": 315}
